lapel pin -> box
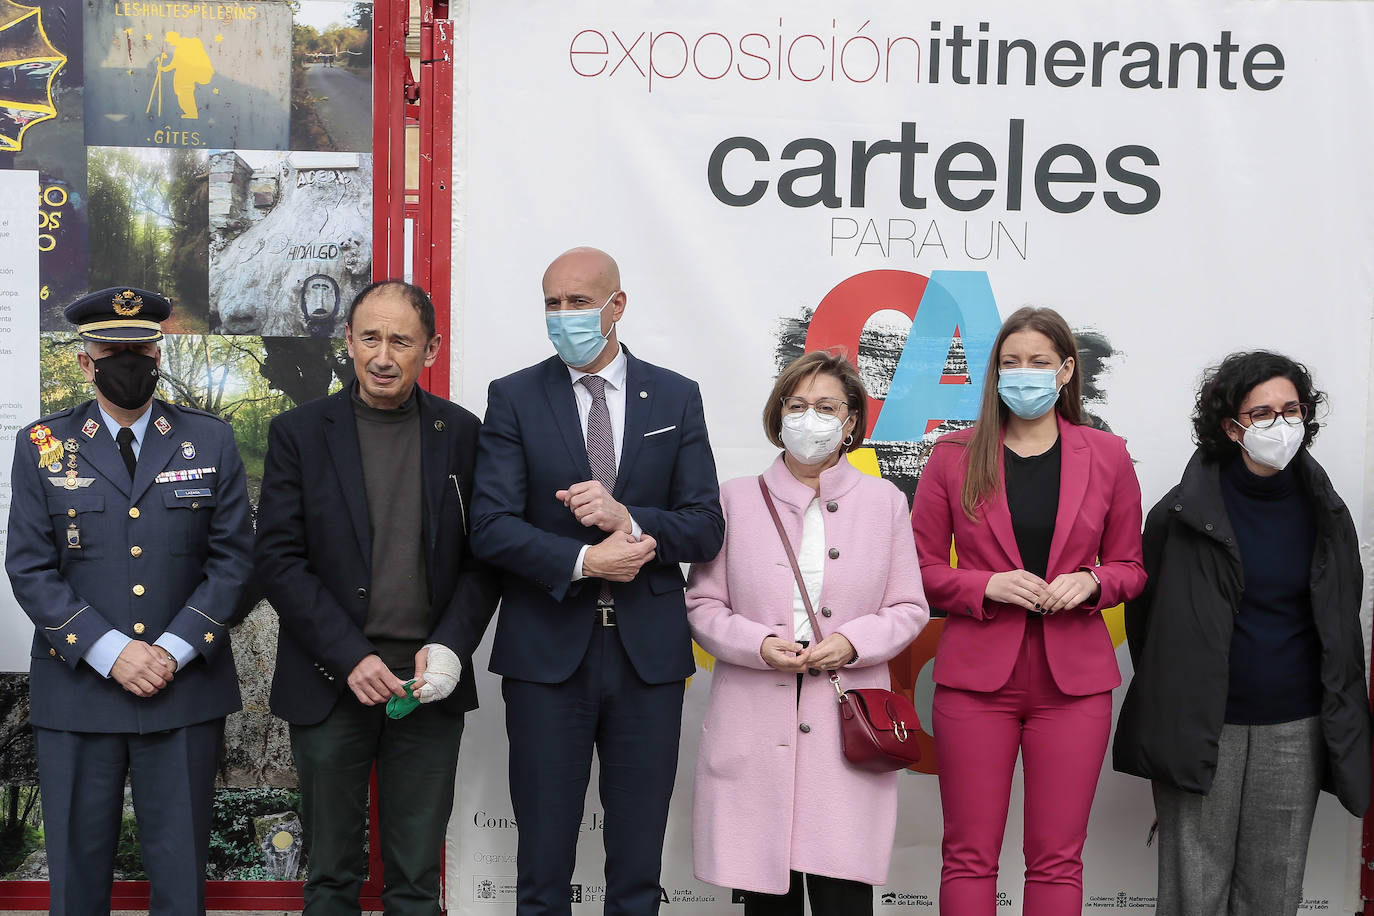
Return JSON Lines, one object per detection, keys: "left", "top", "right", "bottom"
{"left": 639, "top": 391, "right": 648, "bottom": 399}
{"left": 434, "top": 420, "right": 445, "bottom": 431}
{"left": 154, "top": 416, "right": 172, "bottom": 436}
{"left": 81, "top": 418, "right": 99, "bottom": 438}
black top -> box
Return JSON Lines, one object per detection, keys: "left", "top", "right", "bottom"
{"left": 354, "top": 388, "right": 431, "bottom": 671}
{"left": 1219, "top": 456, "right": 1321, "bottom": 725}
{"left": 1004, "top": 438, "right": 1061, "bottom": 581}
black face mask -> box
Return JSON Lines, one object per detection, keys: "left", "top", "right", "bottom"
{"left": 92, "top": 349, "right": 160, "bottom": 410}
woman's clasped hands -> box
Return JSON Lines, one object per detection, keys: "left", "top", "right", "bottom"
{"left": 985, "top": 569, "right": 1100, "bottom": 614}
{"left": 760, "top": 633, "right": 856, "bottom": 671}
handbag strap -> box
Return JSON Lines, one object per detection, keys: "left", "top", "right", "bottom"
{"left": 758, "top": 476, "right": 826, "bottom": 644}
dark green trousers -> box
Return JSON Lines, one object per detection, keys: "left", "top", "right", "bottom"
{"left": 290, "top": 696, "right": 465, "bottom": 916}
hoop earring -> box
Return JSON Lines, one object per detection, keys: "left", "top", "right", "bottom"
{"left": 844, "top": 434, "right": 854, "bottom": 446}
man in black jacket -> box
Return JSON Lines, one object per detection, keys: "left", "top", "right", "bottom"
{"left": 256, "top": 280, "right": 500, "bottom": 913}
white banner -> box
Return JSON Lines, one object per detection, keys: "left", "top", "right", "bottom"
{"left": 452, "top": 1, "right": 1374, "bottom": 912}
{"left": 0, "top": 170, "right": 43, "bottom": 673}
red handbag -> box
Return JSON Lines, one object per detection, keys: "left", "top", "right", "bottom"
{"left": 758, "top": 477, "right": 922, "bottom": 773}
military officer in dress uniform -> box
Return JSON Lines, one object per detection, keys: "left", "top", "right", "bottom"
{"left": 5, "top": 287, "right": 253, "bottom": 916}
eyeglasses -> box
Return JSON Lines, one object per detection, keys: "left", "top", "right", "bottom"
{"left": 781, "top": 396, "right": 849, "bottom": 418}
{"left": 1235, "top": 403, "right": 1309, "bottom": 429}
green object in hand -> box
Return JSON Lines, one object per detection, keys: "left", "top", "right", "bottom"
{"left": 386, "top": 680, "right": 421, "bottom": 719}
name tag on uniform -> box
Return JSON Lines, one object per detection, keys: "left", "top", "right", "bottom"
{"left": 174, "top": 488, "right": 212, "bottom": 499}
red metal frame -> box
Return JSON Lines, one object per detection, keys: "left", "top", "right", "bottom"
{"left": 0, "top": 0, "right": 455, "bottom": 907}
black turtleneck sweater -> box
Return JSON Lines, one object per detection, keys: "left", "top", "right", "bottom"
{"left": 1219, "top": 456, "right": 1321, "bottom": 725}
{"left": 353, "top": 388, "right": 430, "bottom": 672}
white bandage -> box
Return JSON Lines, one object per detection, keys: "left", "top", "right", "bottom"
{"left": 414, "top": 644, "right": 462, "bottom": 702}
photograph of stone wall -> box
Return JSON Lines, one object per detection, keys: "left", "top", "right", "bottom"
{"left": 209, "top": 151, "right": 372, "bottom": 337}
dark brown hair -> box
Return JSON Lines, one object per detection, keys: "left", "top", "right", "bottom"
{"left": 952, "top": 306, "right": 1083, "bottom": 520}
{"left": 763, "top": 350, "right": 868, "bottom": 453}
{"left": 1192, "top": 350, "right": 1323, "bottom": 461}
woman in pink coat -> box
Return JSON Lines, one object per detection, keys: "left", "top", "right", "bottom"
{"left": 686, "top": 350, "right": 929, "bottom": 916}
{"left": 911, "top": 307, "right": 1145, "bottom": 916}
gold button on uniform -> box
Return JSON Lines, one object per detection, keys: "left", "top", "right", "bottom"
{"left": 132, "top": 584, "right": 145, "bottom": 597}
{"left": 128, "top": 507, "right": 140, "bottom": 519}
{"left": 48, "top": 648, "right": 55, "bottom": 657}
{"left": 130, "top": 546, "right": 143, "bottom": 558}
{"left": 67, "top": 508, "right": 76, "bottom": 518}
{"left": 133, "top": 622, "right": 146, "bottom": 634}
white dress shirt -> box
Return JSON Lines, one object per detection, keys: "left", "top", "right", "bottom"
{"left": 565, "top": 346, "right": 643, "bottom": 581}
{"left": 86, "top": 403, "right": 197, "bottom": 677}
{"left": 792, "top": 498, "right": 825, "bottom": 642}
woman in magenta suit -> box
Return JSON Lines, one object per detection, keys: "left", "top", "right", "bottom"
{"left": 687, "top": 351, "right": 929, "bottom": 915}
{"left": 911, "top": 307, "right": 1145, "bottom": 916}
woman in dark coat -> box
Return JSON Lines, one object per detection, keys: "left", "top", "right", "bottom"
{"left": 1113, "top": 351, "right": 1370, "bottom": 916}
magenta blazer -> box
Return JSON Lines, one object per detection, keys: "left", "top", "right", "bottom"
{"left": 912, "top": 415, "right": 1145, "bottom": 696}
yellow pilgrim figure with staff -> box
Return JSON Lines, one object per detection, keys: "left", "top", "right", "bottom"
{"left": 148, "top": 30, "right": 213, "bottom": 119}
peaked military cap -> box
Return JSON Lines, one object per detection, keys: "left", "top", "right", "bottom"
{"left": 64, "top": 287, "right": 172, "bottom": 342}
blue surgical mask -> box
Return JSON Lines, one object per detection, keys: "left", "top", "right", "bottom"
{"left": 997, "top": 360, "right": 1067, "bottom": 420}
{"left": 546, "top": 292, "right": 616, "bottom": 367}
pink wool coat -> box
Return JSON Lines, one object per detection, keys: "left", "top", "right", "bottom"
{"left": 685, "top": 454, "right": 929, "bottom": 894}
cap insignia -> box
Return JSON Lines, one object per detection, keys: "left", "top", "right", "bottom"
{"left": 112, "top": 290, "right": 144, "bottom": 317}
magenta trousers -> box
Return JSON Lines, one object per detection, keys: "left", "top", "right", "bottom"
{"left": 932, "top": 617, "right": 1112, "bottom": 916}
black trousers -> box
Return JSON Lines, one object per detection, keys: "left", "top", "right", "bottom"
{"left": 290, "top": 695, "right": 465, "bottom": 916}
{"left": 738, "top": 870, "right": 874, "bottom": 916}
{"left": 503, "top": 624, "right": 684, "bottom": 916}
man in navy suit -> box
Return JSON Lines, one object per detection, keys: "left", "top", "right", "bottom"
{"left": 255, "top": 280, "right": 500, "bottom": 914}
{"left": 471, "top": 247, "right": 725, "bottom": 915}
{"left": 6, "top": 287, "right": 253, "bottom": 914}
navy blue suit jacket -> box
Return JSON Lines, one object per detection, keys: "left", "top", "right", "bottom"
{"left": 5, "top": 399, "right": 253, "bottom": 733}
{"left": 471, "top": 349, "right": 724, "bottom": 685}
{"left": 255, "top": 384, "right": 502, "bottom": 726}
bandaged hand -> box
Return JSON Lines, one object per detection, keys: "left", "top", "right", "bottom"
{"left": 413, "top": 643, "right": 462, "bottom": 702}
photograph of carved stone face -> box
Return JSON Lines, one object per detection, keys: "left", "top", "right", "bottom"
{"left": 208, "top": 149, "right": 373, "bottom": 337}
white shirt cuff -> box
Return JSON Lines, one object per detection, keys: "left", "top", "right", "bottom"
{"left": 629, "top": 515, "right": 642, "bottom": 540}
{"left": 86, "top": 630, "right": 132, "bottom": 678}
{"left": 155, "top": 632, "right": 196, "bottom": 669}
{"left": 573, "top": 544, "right": 590, "bottom": 582}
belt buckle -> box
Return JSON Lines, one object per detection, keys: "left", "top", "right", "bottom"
{"left": 596, "top": 605, "right": 616, "bottom": 627}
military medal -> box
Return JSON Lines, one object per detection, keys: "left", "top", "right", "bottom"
{"left": 66, "top": 523, "right": 81, "bottom": 549}
{"left": 181, "top": 440, "right": 195, "bottom": 460}
{"left": 47, "top": 462, "right": 61, "bottom": 473}
{"left": 154, "top": 467, "right": 217, "bottom": 483}
{"left": 29, "top": 425, "right": 63, "bottom": 469}
{"left": 154, "top": 416, "right": 172, "bottom": 437}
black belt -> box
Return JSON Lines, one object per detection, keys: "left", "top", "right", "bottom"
{"left": 595, "top": 604, "right": 617, "bottom": 626}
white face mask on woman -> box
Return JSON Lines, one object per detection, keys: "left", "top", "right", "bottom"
{"left": 780, "top": 409, "right": 845, "bottom": 465}
{"left": 1237, "top": 420, "right": 1304, "bottom": 470}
